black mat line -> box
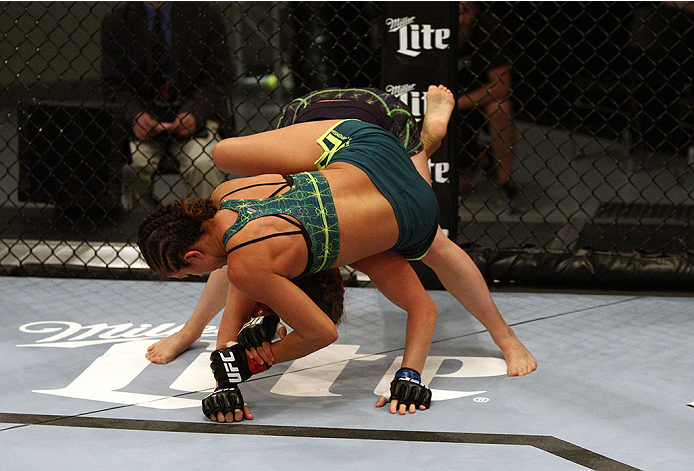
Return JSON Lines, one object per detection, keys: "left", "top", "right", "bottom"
{"left": 431, "top": 295, "right": 642, "bottom": 348}
{"left": 0, "top": 413, "right": 642, "bottom": 471}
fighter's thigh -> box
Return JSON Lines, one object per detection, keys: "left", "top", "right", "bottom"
{"left": 212, "top": 120, "right": 343, "bottom": 176}
{"left": 350, "top": 252, "right": 431, "bottom": 313}
{"left": 411, "top": 151, "right": 432, "bottom": 185}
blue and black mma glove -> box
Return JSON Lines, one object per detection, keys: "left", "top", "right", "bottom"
{"left": 389, "top": 367, "right": 432, "bottom": 410}
{"left": 201, "top": 342, "right": 270, "bottom": 419}
{"left": 237, "top": 304, "right": 281, "bottom": 348}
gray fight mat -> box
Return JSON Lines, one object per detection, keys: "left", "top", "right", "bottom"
{"left": 1, "top": 277, "right": 692, "bottom": 470}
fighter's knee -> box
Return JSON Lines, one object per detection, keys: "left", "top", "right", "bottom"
{"left": 212, "top": 138, "right": 235, "bottom": 169}
{"left": 422, "top": 229, "right": 448, "bottom": 260}
{"left": 424, "top": 295, "right": 438, "bottom": 320}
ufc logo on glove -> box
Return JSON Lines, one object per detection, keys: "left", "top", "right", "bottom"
{"left": 218, "top": 349, "right": 243, "bottom": 384}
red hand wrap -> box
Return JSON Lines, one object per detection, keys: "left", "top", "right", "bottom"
{"left": 253, "top": 303, "right": 276, "bottom": 318}
{"left": 247, "top": 355, "right": 269, "bottom": 375}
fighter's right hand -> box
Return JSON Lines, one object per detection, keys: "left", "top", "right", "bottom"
{"left": 238, "top": 304, "right": 287, "bottom": 366}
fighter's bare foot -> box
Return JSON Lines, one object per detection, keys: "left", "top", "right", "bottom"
{"left": 495, "top": 329, "right": 537, "bottom": 376}
{"left": 492, "top": 327, "right": 537, "bottom": 376}
{"left": 145, "top": 329, "right": 197, "bottom": 364}
{"left": 421, "top": 85, "right": 455, "bottom": 157}
{"left": 503, "top": 341, "right": 537, "bottom": 376}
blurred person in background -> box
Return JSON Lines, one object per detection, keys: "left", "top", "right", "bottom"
{"left": 457, "top": 1, "right": 520, "bottom": 208}
{"left": 101, "top": 1, "right": 233, "bottom": 208}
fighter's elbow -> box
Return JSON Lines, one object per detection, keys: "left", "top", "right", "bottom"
{"left": 323, "top": 325, "right": 339, "bottom": 346}
{"left": 307, "top": 323, "right": 339, "bottom": 349}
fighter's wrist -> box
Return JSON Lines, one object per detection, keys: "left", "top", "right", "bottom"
{"left": 395, "top": 367, "right": 422, "bottom": 383}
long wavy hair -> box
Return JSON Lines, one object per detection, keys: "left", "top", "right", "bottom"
{"left": 137, "top": 198, "right": 217, "bottom": 275}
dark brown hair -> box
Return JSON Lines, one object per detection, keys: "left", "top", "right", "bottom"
{"left": 138, "top": 198, "right": 344, "bottom": 321}
{"left": 295, "top": 268, "right": 345, "bottom": 325}
{"left": 137, "top": 198, "right": 217, "bottom": 274}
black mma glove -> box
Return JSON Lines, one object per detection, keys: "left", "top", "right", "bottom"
{"left": 210, "top": 342, "right": 270, "bottom": 387}
{"left": 202, "top": 386, "right": 244, "bottom": 419}
{"left": 238, "top": 305, "right": 281, "bottom": 348}
{"left": 389, "top": 367, "right": 432, "bottom": 410}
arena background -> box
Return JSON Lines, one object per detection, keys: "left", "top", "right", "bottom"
{"left": 1, "top": 1, "right": 693, "bottom": 290}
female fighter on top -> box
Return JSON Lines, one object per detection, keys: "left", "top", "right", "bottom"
{"left": 145, "top": 85, "right": 536, "bottom": 379}
{"left": 139, "top": 117, "right": 443, "bottom": 422}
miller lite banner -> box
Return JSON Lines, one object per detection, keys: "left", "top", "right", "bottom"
{"left": 382, "top": 2, "right": 458, "bottom": 239}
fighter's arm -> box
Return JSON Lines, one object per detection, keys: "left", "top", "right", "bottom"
{"left": 350, "top": 252, "right": 437, "bottom": 414}
{"left": 226, "top": 251, "right": 338, "bottom": 365}
{"left": 215, "top": 278, "right": 260, "bottom": 349}
{"left": 351, "top": 252, "right": 437, "bottom": 374}
{"left": 202, "top": 265, "right": 273, "bottom": 424}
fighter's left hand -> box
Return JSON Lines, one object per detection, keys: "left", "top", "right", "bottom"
{"left": 375, "top": 368, "right": 431, "bottom": 415}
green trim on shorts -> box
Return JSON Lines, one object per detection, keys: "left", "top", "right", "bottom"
{"left": 277, "top": 88, "right": 422, "bottom": 157}
{"left": 404, "top": 247, "right": 431, "bottom": 262}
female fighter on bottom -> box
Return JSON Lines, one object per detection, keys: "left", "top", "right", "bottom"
{"left": 145, "top": 85, "right": 536, "bottom": 377}
{"left": 139, "top": 118, "right": 442, "bottom": 422}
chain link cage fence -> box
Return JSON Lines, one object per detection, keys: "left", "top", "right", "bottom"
{"left": 1, "top": 2, "right": 693, "bottom": 290}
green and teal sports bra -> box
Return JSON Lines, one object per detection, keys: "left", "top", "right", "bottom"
{"left": 220, "top": 172, "right": 340, "bottom": 279}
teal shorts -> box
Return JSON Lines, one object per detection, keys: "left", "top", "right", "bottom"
{"left": 315, "top": 119, "right": 439, "bottom": 260}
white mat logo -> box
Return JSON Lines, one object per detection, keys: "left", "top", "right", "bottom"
{"left": 18, "top": 321, "right": 506, "bottom": 409}
{"left": 386, "top": 16, "right": 451, "bottom": 57}
{"left": 18, "top": 321, "right": 214, "bottom": 347}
